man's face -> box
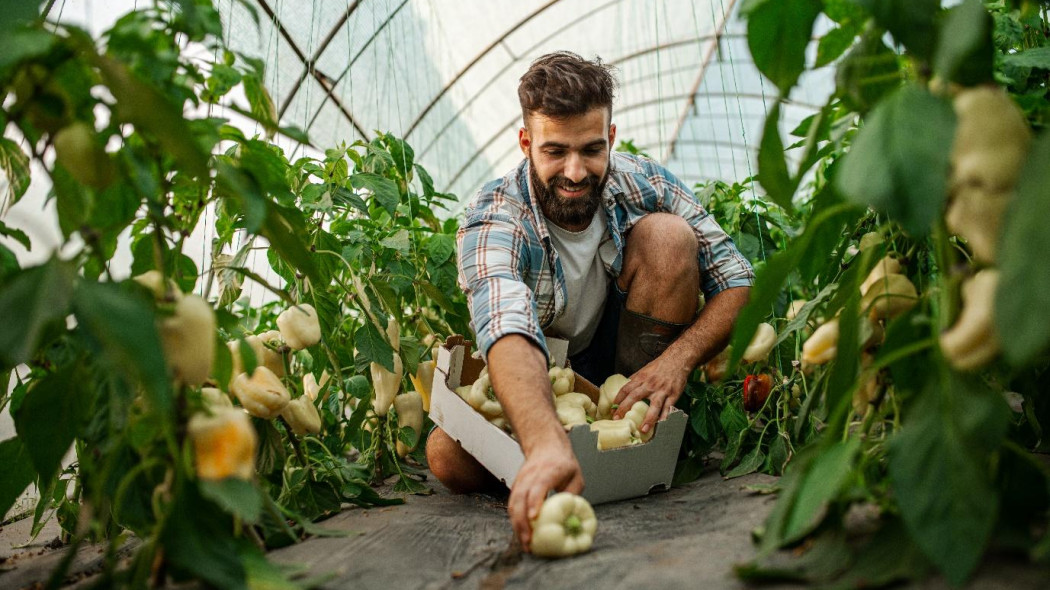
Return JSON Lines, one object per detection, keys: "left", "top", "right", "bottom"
{"left": 519, "top": 107, "right": 616, "bottom": 230}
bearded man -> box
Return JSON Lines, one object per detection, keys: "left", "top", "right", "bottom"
{"left": 427, "top": 51, "right": 754, "bottom": 550}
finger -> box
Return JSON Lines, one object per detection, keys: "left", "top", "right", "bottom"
{"left": 660, "top": 402, "right": 671, "bottom": 421}
{"left": 615, "top": 385, "right": 651, "bottom": 419}
{"left": 565, "top": 471, "right": 584, "bottom": 495}
{"left": 521, "top": 483, "right": 547, "bottom": 550}
{"left": 641, "top": 396, "right": 663, "bottom": 433}
{"left": 509, "top": 487, "right": 528, "bottom": 548}
{"left": 613, "top": 379, "right": 637, "bottom": 407}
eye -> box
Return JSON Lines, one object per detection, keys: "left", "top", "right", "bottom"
{"left": 545, "top": 149, "right": 564, "bottom": 157}
{"left": 585, "top": 147, "right": 603, "bottom": 155}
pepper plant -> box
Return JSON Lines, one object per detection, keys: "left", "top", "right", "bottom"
{"left": 707, "top": 0, "right": 1050, "bottom": 586}
{"left": 0, "top": 1, "right": 463, "bottom": 587}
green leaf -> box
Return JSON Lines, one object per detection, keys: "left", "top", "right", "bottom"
{"left": 415, "top": 164, "right": 436, "bottom": 198}
{"left": 888, "top": 372, "right": 1009, "bottom": 585}
{"left": 12, "top": 362, "right": 92, "bottom": 480}
{"left": 351, "top": 173, "right": 400, "bottom": 216}
{"left": 725, "top": 445, "right": 766, "bottom": 479}
{"left": 1001, "top": 46, "right": 1050, "bottom": 69}
{"left": 383, "top": 133, "right": 415, "bottom": 180}
{"left": 379, "top": 229, "right": 411, "bottom": 254}
{"left": 757, "top": 102, "right": 795, "bottom": 212}
{"left": 355, "top": 321, "right": 395, "bottom": 372}
{"left": 425, "top": 233, "right": 455, "bottom": 265}
{"left": 0, "top": 0, "right": 41, "bottom": 34}
{"left": 162, "top": 482, "right": 248, "bottom": 590}
{"left": 0, "top": 137, "right": 30, "bottom": 208}
{"left": 0, "top": 243, "right": 18, "bottom": 281}
{"left": 835, "top": 85, "right": 955, "bottom": 236}
{"left": 242, "top": 73, "right": 278, "bottom": 137}
{"left": 998, "top": 132, "right": 1050, "bottom": 366}
{"left": 0, "top": 258, "right": 75, "bottom": 369}
{"left": 261, "top": 203, "right": 323, "bottom": 286}
{"left": 73, "top": 281, "right": 172, "bottom": 416}
{"left": 0, "top": 26, "right": 52, "bottom": 75}
{"left": 94, "top": 56, "right": 210, "bottom": 178}
{"left": 0, "top": 218, "right": 30, "bottom": 250}
{"left": 835, "top": 34, "right": 902, "bottom": 114}
{"left": 815, "top": 24, "right": 860, "bottom": 68}
{"left": 0, "top": 437, "right": 36, "bottom": 520}
{"left": 856, "top": 0, "right": 940, "bottom": 60}
{"left": 934, "top": 0, "right": 994, "bottom": 86}
{"left": 744, "top": 0, "right": 823, "bottom": 94}
{"left": 199, "top": 479, "right": 262, "bottom": 523}
{"left": 781, "top": 439, "right": 860, "bottom": 543}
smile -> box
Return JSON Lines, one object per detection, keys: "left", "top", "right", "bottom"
{"left": 557, "top": 185, "right": 588, "bottom": 197}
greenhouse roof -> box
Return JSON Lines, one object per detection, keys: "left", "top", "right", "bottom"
{"left": 217, "top": 0, "right": 836, "bottom": 204}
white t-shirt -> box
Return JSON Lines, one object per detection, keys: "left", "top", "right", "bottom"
{"left": 546, "top": 209, "right": 613, "bottom": 355}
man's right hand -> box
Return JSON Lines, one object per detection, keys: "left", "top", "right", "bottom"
{"left": 508, "top": 442, "right": 583, "bottom": 550}
{"left": 487, "top": 334, "right": 585, "bottom": 550}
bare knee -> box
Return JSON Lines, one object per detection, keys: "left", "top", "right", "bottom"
{"left": 426, "top": 427, "right": 502, "bottom": 494}
{"left": 619, "top": 213, "right": 699, "bottom": 290}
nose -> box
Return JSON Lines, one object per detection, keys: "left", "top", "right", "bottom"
{"left": 564, "top": 153, "right": 586, "bottom": 184}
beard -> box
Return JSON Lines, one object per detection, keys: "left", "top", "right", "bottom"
{"left": 529, "top": 154, "right": 608, "bottom": 229}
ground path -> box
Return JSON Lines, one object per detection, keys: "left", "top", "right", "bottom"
{"left": 2, "top": 465, "right": 1048, "bottom": 588}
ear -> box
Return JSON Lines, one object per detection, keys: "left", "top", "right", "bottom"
{"left": 518, "top": 127, "right": 531, "bottom": 158}
{"left": 608, "top": 123, "right": 617, "bottom": 150}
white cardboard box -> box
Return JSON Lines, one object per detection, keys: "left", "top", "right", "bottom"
{"left": 429, "top": 335, "right": 688, "bottom": 505}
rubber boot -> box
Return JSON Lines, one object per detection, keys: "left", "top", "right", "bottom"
{"left": 614, "top": 306, "right": 689, "bottom": 376}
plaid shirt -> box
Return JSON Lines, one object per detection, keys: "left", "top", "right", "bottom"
{"left": 457, "top": 152, "right": 754, "bottom": 361}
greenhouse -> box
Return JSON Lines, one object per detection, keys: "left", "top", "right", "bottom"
{"left": 1, "top": 0, "right": 1049, "bottom": 587}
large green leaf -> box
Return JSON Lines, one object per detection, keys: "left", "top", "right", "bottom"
{"left": 0, "top": 437, "right": 37, "bottom": 520}
{"left": 355, "top": 321, "right": 395, "bottom": 372}
{"left": 94, "top": 56, "right": 210, "bottom": 178}
{"left": 0, "top": 258, "right": 75, "bottom": 369}
{"left": 835, "top": 85, "right": 955, "bottom": 236}
{"left": 835, "top": 34, "right": 902, "bottom": 114}
{"left": 756, "top": 102, "right": 795, "bottom": 212}
{"left": 199, "top": 479, "right": 262, "bottom": 523}
{"left": 73, "top": 281, "right": 172, "bottom": 415}
{"left": 0, "top": 0, "right": 41, "bottom": 34}
{"left": 786, "top": 442, "right": 861, "bottom": 542}
{"left": 0, "top": 243, "right": 17, "bottom": 281}
{"left": 1001, "top": 46, "right": 1050, "bottom": 69}
{"left": 998, "top": 132, "right": 1050, "bottom": 366}
{"left": 815, "top": 23, "right": 860, "bottom": 68}
{"left": 162, "top": 482, "right": 248, "bottom": 590}
{"left": 261, "top": 203, "right": 323, "bottom": 286}
{"left": 856, "top": 0, "right": 940, "bottom": 60}
{"left": 743, "top": 0, "right": 823, "bottom": 94}
{"left": 351, "top": 172, "right": 401, "bottom": 216}
{"left": 12, "top": 362, "right": 92, "bottom": 480}
{"left": 888, "top": 372, "right": 1009, "bottom": 585}
{"left": 933, "top": 0, "right": 994, "bottom": 86}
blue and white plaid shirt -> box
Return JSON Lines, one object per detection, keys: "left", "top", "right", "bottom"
{"left": 457, "top": 152, "right": 754, "bottom": 361}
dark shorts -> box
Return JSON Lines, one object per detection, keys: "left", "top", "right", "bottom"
{"left": 566, "top": 281, "right": 627, "bottom": 385}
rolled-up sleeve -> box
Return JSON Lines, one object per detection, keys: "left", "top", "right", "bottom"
{"left": 653, "top": 168, "right": 755, "bottom": 297}
{"left": 457, "top": 212, "right": 549, "bottom": 362}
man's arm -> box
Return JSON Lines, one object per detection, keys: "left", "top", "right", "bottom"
{"left": 612, "top": 287, "right": 750, "bottom": 431}
{"left": 487, "top": 334, "right": 583, "bottom": 550}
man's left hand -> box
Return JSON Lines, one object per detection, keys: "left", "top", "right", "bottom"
{"left": 611, "top": 349, "right": 690, "bottom": 434}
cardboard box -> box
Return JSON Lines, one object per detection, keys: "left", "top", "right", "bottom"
{"left": 429, "top": 335, "right": 687, "bottom": 505}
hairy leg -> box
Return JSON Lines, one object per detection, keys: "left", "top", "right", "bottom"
{"left": 616, "top": 212, "right": 700, "bottom": 322}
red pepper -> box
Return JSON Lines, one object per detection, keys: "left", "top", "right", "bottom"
{"left": 743, "top": 374, "right": 774, "bottom": 412}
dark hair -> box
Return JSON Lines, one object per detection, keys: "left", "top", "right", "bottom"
{"left": 518, "top": 51, "right": 617, "bottom": 125}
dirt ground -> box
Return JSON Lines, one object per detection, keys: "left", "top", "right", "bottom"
{"left": 2, "top": 465, "right": 1048, "bottom": 589}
